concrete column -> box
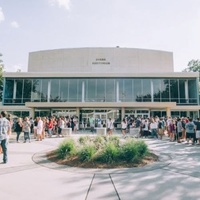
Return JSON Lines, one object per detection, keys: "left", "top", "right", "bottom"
{"left": 82, "top": 81, "right": 85, "bottom": 102}
{"left": 30, "top": 108, "right": 35, "bottom": 119}
{"left": 13, "top": 80, "right": 17, "bottom": 99}
{"left": 185, "top": 80, "right": 189, "bottom": 103}
{"left": 116, "top": 81, "right": 119, "bottom": 102}
{"left": 166, "top": 107, "right": 171, "bottom": 117}
{"left": 121, "top": 107, "right": 125, "bottom": 119}
{"left": 76, "top": 107, "right": 80, "bottom": 118}
{"left": 151, "top": 80, "right": 154, "bottom": 102}
{"left": 47, "top": 80, "right": 51, "bottom": 102}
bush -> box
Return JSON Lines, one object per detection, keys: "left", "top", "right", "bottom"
{"left": 108, "top": 136, "right": 120, "bottom": 147}
{"left": 78, "top": 144, "right": 97, "bottom": 161}
{"left": 78, "top": 136, "right": 90, "bottom": 145}
{"left": 56, "top": 139, "right": 76, "bottom": 159}
{"left": 94, "top": 135, "right": 105, "bottom": 149}
{"left": 120, "top": 139, "right": 148, "bottom": 162}
{"left": 98, "top": 142, "right": 119, "bottom": 163}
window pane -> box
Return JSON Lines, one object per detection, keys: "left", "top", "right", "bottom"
{"left": 86, "top": 79, "right": 96, "bottom": 102}
{"left": 16, "top": 80, "right": 23, "bottom": 104}
{"left": 105, "top": 79, "right": 115, "bottom": 102}
{"left": 170, "top": 79, "right": 178, "bottom": 103}
{"left": 51, "top": 79, "right": 60, "bottom": 102}
{"left": 60, "top": 79, "right": 69, "bottom": 102}
{"left": 69, "top": 79, "right": 78, "bottom": 102}
{"left": 41, "top": 79, "right": 48, "bottom": 102}
{"left": 4, "top": 79, "right": 14, "bottom": 104}
{"left": 179, "top": 80, "right": 186, "bottom": 103}
{"left": 97, "top": 79, "right": 105, "bottom": 102}
{"left": 142, "top": 79, "right": 151, "bottom": 102}
{"left": 124, "top": 79, "right": 132, "bottom": 102}
{"left": 188, "top": 79, "right": 197, "bottom": 103}
{"left": 134, "top": 79, "right": 142, "bottom": 102}
{"left": 152, "top": 79, "right": 161, "bottom": 102}
{"left": 23, "top": 79, "right": 32, "bottom": 103}
{"left": 161, "top": 79, "right": 170, "bottom": 102}
{"left": 32, "top": 79, "right": 41, "bottom": 102}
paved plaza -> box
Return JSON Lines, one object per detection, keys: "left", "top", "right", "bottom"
{"left": 1, "top": 132, "right": 200, "bottom": 200}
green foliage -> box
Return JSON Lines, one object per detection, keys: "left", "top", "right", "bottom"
{"left": 78, "top": 144, "right": 97, "bottom": 161}
{"left": 98, "top": 142, "right": 119, "bottom": 163}
{"left": 120, "top": 139, "right": 148, "bottom": 162}
{"left": 56, "top": 136, "right": 149, "bottom": 165}
{"left": 78, "top": 136, "right": 90, "bottom": 144}
{"left": 182, "top": 59, "right": 200, "bottom": 72}
{"left": 56, "top": 139, "right": 76, "bottom": 159}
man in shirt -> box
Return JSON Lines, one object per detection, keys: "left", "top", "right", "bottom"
{"left": 0, "top": 111, "right": 11, "bottom": 164}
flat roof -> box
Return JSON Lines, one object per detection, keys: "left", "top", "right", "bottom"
{"left": 3, "top": 72, "right": 199, "bottom": 78}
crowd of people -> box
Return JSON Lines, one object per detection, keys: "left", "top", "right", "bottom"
{"left": 1, "top": 111, "right": 200, "bottom": 164}
{"left": 121, "top": 116, "right": 200, "bottom": 145}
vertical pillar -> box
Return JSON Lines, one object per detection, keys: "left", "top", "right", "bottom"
{"left": 151, "top": 80, "right": 154, "bottom": 102}
{"left": 47, "top": 80, "right": 51, "bottom": 102}
{"left": 185, "top": 80, "right": 189, "bottom": 103}
{"left": 166, "top": 107, "right": 171, "bottom": 117}
{"left": 82, "top": 81, "right": 85, "bottom": 102}
{"left": 121, "top": 107, "right": 125, "bottom": 119}
{"left": 116, "top": 81, "right": 119, "bottom": 102}
{"left": 30, "top": 108, "right": 35, "bottom": 119}
{"left": 13, "top": 80, "right": 17, "bottom": 99}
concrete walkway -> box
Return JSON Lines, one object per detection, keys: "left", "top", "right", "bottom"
{"left": 1, "top": 132, "right": 200, "bottom": 200}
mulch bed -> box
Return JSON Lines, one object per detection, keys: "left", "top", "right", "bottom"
{"left": 46, "top": 150, "right": 158, "bottom": 169}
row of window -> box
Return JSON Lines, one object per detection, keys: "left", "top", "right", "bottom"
{"left": 3, "top": 78, "right": 198, "bottom": 105}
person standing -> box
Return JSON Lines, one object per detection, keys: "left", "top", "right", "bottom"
{"left": 15, "top": 117, "right": 23, "bottom": 143}
{"left": 23, "top": 117, "right": 31, "bottom": 143}
{"left": 121, "top": 118, "right": 127, "bottom": 137}
{"left": 185, "top": 118, "right": 196, "bottom": 145}
{"left": 36, "top": 117, "right": 43, "bottom": 141}
{"left": 195, "top": 118, "right": 200, "bottom": 145}
{"left": 107, "top": 118, "right": 113, "bottom": 135}
{"left": 0, "top": 111, "right": 11, "bottom": 164}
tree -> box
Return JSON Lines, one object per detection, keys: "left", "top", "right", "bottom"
{"left": 0, "top": 53, "right": 4, "bottom": 102}
{"left": 182, "top": 59, "right": 200, "bottom": 72}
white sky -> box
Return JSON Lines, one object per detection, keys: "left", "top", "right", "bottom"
{"left": 0, "top": 0, "right": 200, "bottom": 72}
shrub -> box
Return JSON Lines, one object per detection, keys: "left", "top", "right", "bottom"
{"left": 56, "top": 139, "right": 76, "bottom": 159}
{"left": 98, "top": 142, "right": 119, "bottom": 163}
{"left": 120, "top": 139, "right": 148, "bottom": 162}
{"left": 108, "top": 136, "right": 120, "bottom": 147}
{"left": 78, "top": 144, "right": 97, "bottom": 161}
{"left": 78, "top": 136, "right": 90, "bottom": 145}
{"left": 94, "top": 135, "right": 105, "bottom": 149}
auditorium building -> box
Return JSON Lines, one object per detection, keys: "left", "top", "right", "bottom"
{"left": 1, "top": 47, "right": 199, "bottom": 124}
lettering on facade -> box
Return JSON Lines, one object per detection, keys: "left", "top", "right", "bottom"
{"left": 92, "top": 58, "right": 110, "bottom": 65}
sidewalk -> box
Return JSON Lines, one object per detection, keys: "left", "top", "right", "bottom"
{"left": 1, "top": 132, "right": 200, "bottom": 200}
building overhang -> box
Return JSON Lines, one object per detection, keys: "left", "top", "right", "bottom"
{"left": 3, "top": 72, "right": 199, "bottom": 78}
{"left": 25, "top": 102, "right": 177, "bottom": 109}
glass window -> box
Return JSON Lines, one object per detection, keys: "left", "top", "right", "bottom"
{"left": 134, "top": 79, "right": 142, "bottom": 102}
{"left": 69, "top": 79, "right": 78, "bottom": 102}
{"left": 4, "top": 79, "right": 14, "bottom": 104}
{"left": 179, "top": 80, "right": 186, "bottom": 104}
{"left": 97, "top": 79, "right": 105, "bottom": 102}
{"left": 16, "top": 80, "right": 23, "bottom": 104}
{"left": 123, "top": 79, "right": 133, "bottom": 102}
{"left": 41, "top": 79, "right": 48, "bottom": 102}
{"left": 105, "top": 79, "right": 115, "bottom": 102}
{"left": 188, "top": 79, "right": 197, "bottom": 104}
{"left": 142, "top": 79, "right": 151, "bottom": 102}
{"left": 60, "top": 79, "right": 69, "bottom": 102}
{"left": 50, "top": 79, "right": 60, "bottom": 102}
{"left": 23, "top": 79, "right": 32, "bottom": 103}
{"left": 161, "top": 79, "right": 170, "bottom": 102}
{"left": 32, "top": 79, "right": 41, "bottom": 102}
{"left": 86, "top": 79, "right": 96, "bottom": 102}
{"left": 152, "top": 79, "right": 161, "bottom": 102}
{"left": 170, "top": 79, "right": 178, "bottom": 103}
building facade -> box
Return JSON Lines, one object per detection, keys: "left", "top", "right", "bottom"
{"left": 1, "top": 47, "right": 199, "bottom": 125}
